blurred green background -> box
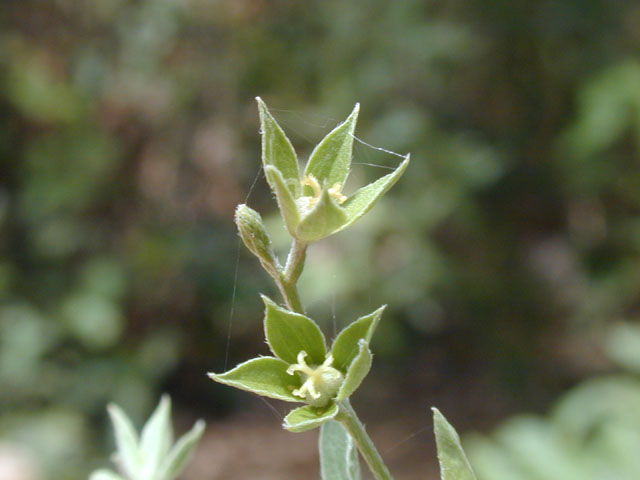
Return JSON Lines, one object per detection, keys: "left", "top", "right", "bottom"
{"left": 2, "top": 0, "right": 640, "bottom": 478}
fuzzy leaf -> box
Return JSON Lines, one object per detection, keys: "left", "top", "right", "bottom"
{"left": 106, "top": 403, "right": 141, "bottom": 478}
{"left": 208, "top": 357, "right": 301, "bottom": 402}
{"left": 284, "top": 402, "right": 339, "bottom": 432}
{"left": 319, "top": 420, "right": 361, "bottom": 480}
{"left": 295, "top": 187, "right": 348, "bottom": 242}
{"left": 158, "top": 419, "right": 206, "bottom": 480}
{"left": 264, "top": 165, "right": 301, "bottom": 235}
{"left": 340, "top": 154, "right": 410, "bottom": 231}
{"left": 433, "top": 408, "right": 477, "bottom": 480}
{"left": 304, "top": 103, "right": 359, "bottom": 192}
{"left": 331, "top": 306, "right": 385, "bottom": 372}
{"left": 139, "top": 395, "right": 173, "bottom": 478}
{"left": 263, "top": 295, "right": 326, "bottom": 365}
{"left": 257, "top": 97, "right": 300, "bottom": 196}
{"left": 89, "top": 470, "right": 126, "bottom": 480}
{"left": 336, "top": 340, "right": 372, "bottom": 401}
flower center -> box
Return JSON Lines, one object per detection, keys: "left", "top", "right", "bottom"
{"left": 286, "top": 351, "right": 344, "bottom": 407}
{"left": 297, "top": 175, "right": 347, "bottom": 213}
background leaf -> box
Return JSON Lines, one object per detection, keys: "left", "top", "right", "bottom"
{"left": 139, "top": 395, "right": 173, "bottom": 478}
{"left": 319, "top": 420, "right": 361, "bottom": 480}
{"left": 433, "top": 408, "right": 477, "bottom": 480}
{"left": 106, "top": 404, "right": 140, "bottom": 479}
{"left": 158, "top": 419, "right": 206, "bottom": 480}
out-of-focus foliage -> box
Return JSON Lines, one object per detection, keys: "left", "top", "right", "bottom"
{"left": 2, "top": 0, "right": 640, "bottom": 478}
{"left": 464, "top": 329, "right": 640, "bottom": 479}
{"left": 465, "top": 372, "right": 640, "bottom": 480}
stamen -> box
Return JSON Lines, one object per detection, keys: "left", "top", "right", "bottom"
{"left": 328, "top": 184, "right": 347, "bottom": 204}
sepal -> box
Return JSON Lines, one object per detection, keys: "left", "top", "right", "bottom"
{"left": 295, "top": 187, "right": 349, "bottom": 242}
{"left": 284, "top": 402, "right": 339, "bottom": 432}
{"left": 336, "top": 340, "right": 372, "bottom": 401}
{"left": 208, "top": 357, "right": 301, "bottom": 403}
{"left": 257, "top": 97, "right": 301, "bottom": 195}
{"left": 331, "top": 305, "right": 385, "bottom": 372}
{"left": 262, "top": 295, "right": 327, "bottom": 365}
{"left": 304, "top": 103, "right": 359, "bottom": 191}
{"left": 340, "top": 154, "right": 410, "bottom": 232}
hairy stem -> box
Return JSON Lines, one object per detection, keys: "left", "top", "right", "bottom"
{"left": 276, "top": 239, "right": 307, "bottom": 314}
{"left": 336, "top": 400, "right": 394, "bottom": 480}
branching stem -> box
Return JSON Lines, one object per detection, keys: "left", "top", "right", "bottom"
{"left": 270, "top": 238, "right": 393, "bottom": 478}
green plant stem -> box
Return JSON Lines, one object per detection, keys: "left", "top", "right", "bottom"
{"left": 276, "top": 238, "right": 307, "bottom": 314}
{"left": 336, "top": 399, "right": 394, "bottom": 480}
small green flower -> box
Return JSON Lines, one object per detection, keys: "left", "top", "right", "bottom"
{"left": 208, "top": 296, "right": 386, "bottom": 432}
{"left": 256, "top": 97, "right": 410, "bottom": 243}
{"left": 287, "top": 351, "right": 344, "bottom": 407}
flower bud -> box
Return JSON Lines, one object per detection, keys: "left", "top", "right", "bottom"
{"left": 235, "top": 204, "right": 279, "bottom": 275}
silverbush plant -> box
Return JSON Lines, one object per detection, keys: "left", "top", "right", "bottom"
{"left": 209, "top": 98, "right": 478, "bottom": 479}
{"left": 90, "top": 396, "right": 205, "bottom": 480}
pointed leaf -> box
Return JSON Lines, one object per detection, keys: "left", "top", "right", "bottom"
{"left": 139, "top": 395, "right": 173, "bottom": 477}
{"left": 331, "top": 306, "right": 385, "bottom": 372}
{"left": 304, "top": 103, "right": 359, "bottom": 190}
{"left": 257, "top": 97, "right": 300, "bottom": 196}
{"left": 319, "top": 420, "right": 361, "bottom": 480}
{"left": 208, "top": 357, "right": 301, "bottom": 402}
{"left": 284, "top": 402, "right": 339, "bottom": 432}
{"left": 89, "top": 470, "right": 126, "bottom": 480}
{"left": 295, "top": 188, "right": 348, "bottom": 242}
{"left": 263, "top": 295, "right": 326, "bottom": 365}
{"left": 336, "top": 340, "right": 372, "bottom": 401}
{"left": 340, "top": 154, "right": 410, "bottom": 231}
{"left": 264, "top": 165, "right": 300, "bottom": 235}
{"left": 158, "top": 419, "right": 206, "bottom": 480}
{"left": 106, "top": 403, "right": 141, "bottom": 478}
{"left": 433, "top": 408, "right": 477, "bottom": 480}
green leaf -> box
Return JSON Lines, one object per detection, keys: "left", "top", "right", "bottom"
{"left": 340, "top": 154, "right": 410, "bottom": 231}
{"left": 139, "top": 395, "right": 173, "bottom": 478}
{"left": 106, "top": 403, "right": 141, "bottom": 479}
{"left": 257, "top": 97, "right": 301, "bottom": 196}
{"left": 336, "top": 340, "right": 372, "bottom": 401}
{"left": 433, "top": 408, "right": 477, "bottom": 480}
{"left": 295, "top": 187, "right": 349, "bottom": 242}
{"left": 284, "top": 402, "right": 339, "bottom": 432}
{"left": 331, "top": 306, "right": 385, "bottom": 372}
{"left": 89, "top": 470, "right": 126, "bottom": 480}
{"left": 304, "top": 103, "right": 359, "bottom": 192}
{"left": 158, "top": 419, "right": 206, "bottom": 480}
{"left": 319, "top": 420, "right": 361, "bottom": 480}
{"left": 264, "top": 165, "right": 301, "bottom": 236}
{"left": 208, "top": 357, "right": 301, "bottom": 402}
{"left": 263, "top": 295, "right": 326, "bottom": 365}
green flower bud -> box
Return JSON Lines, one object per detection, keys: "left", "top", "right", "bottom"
{"left": 235, "top": 204, "right": 280, "bottom": 276}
